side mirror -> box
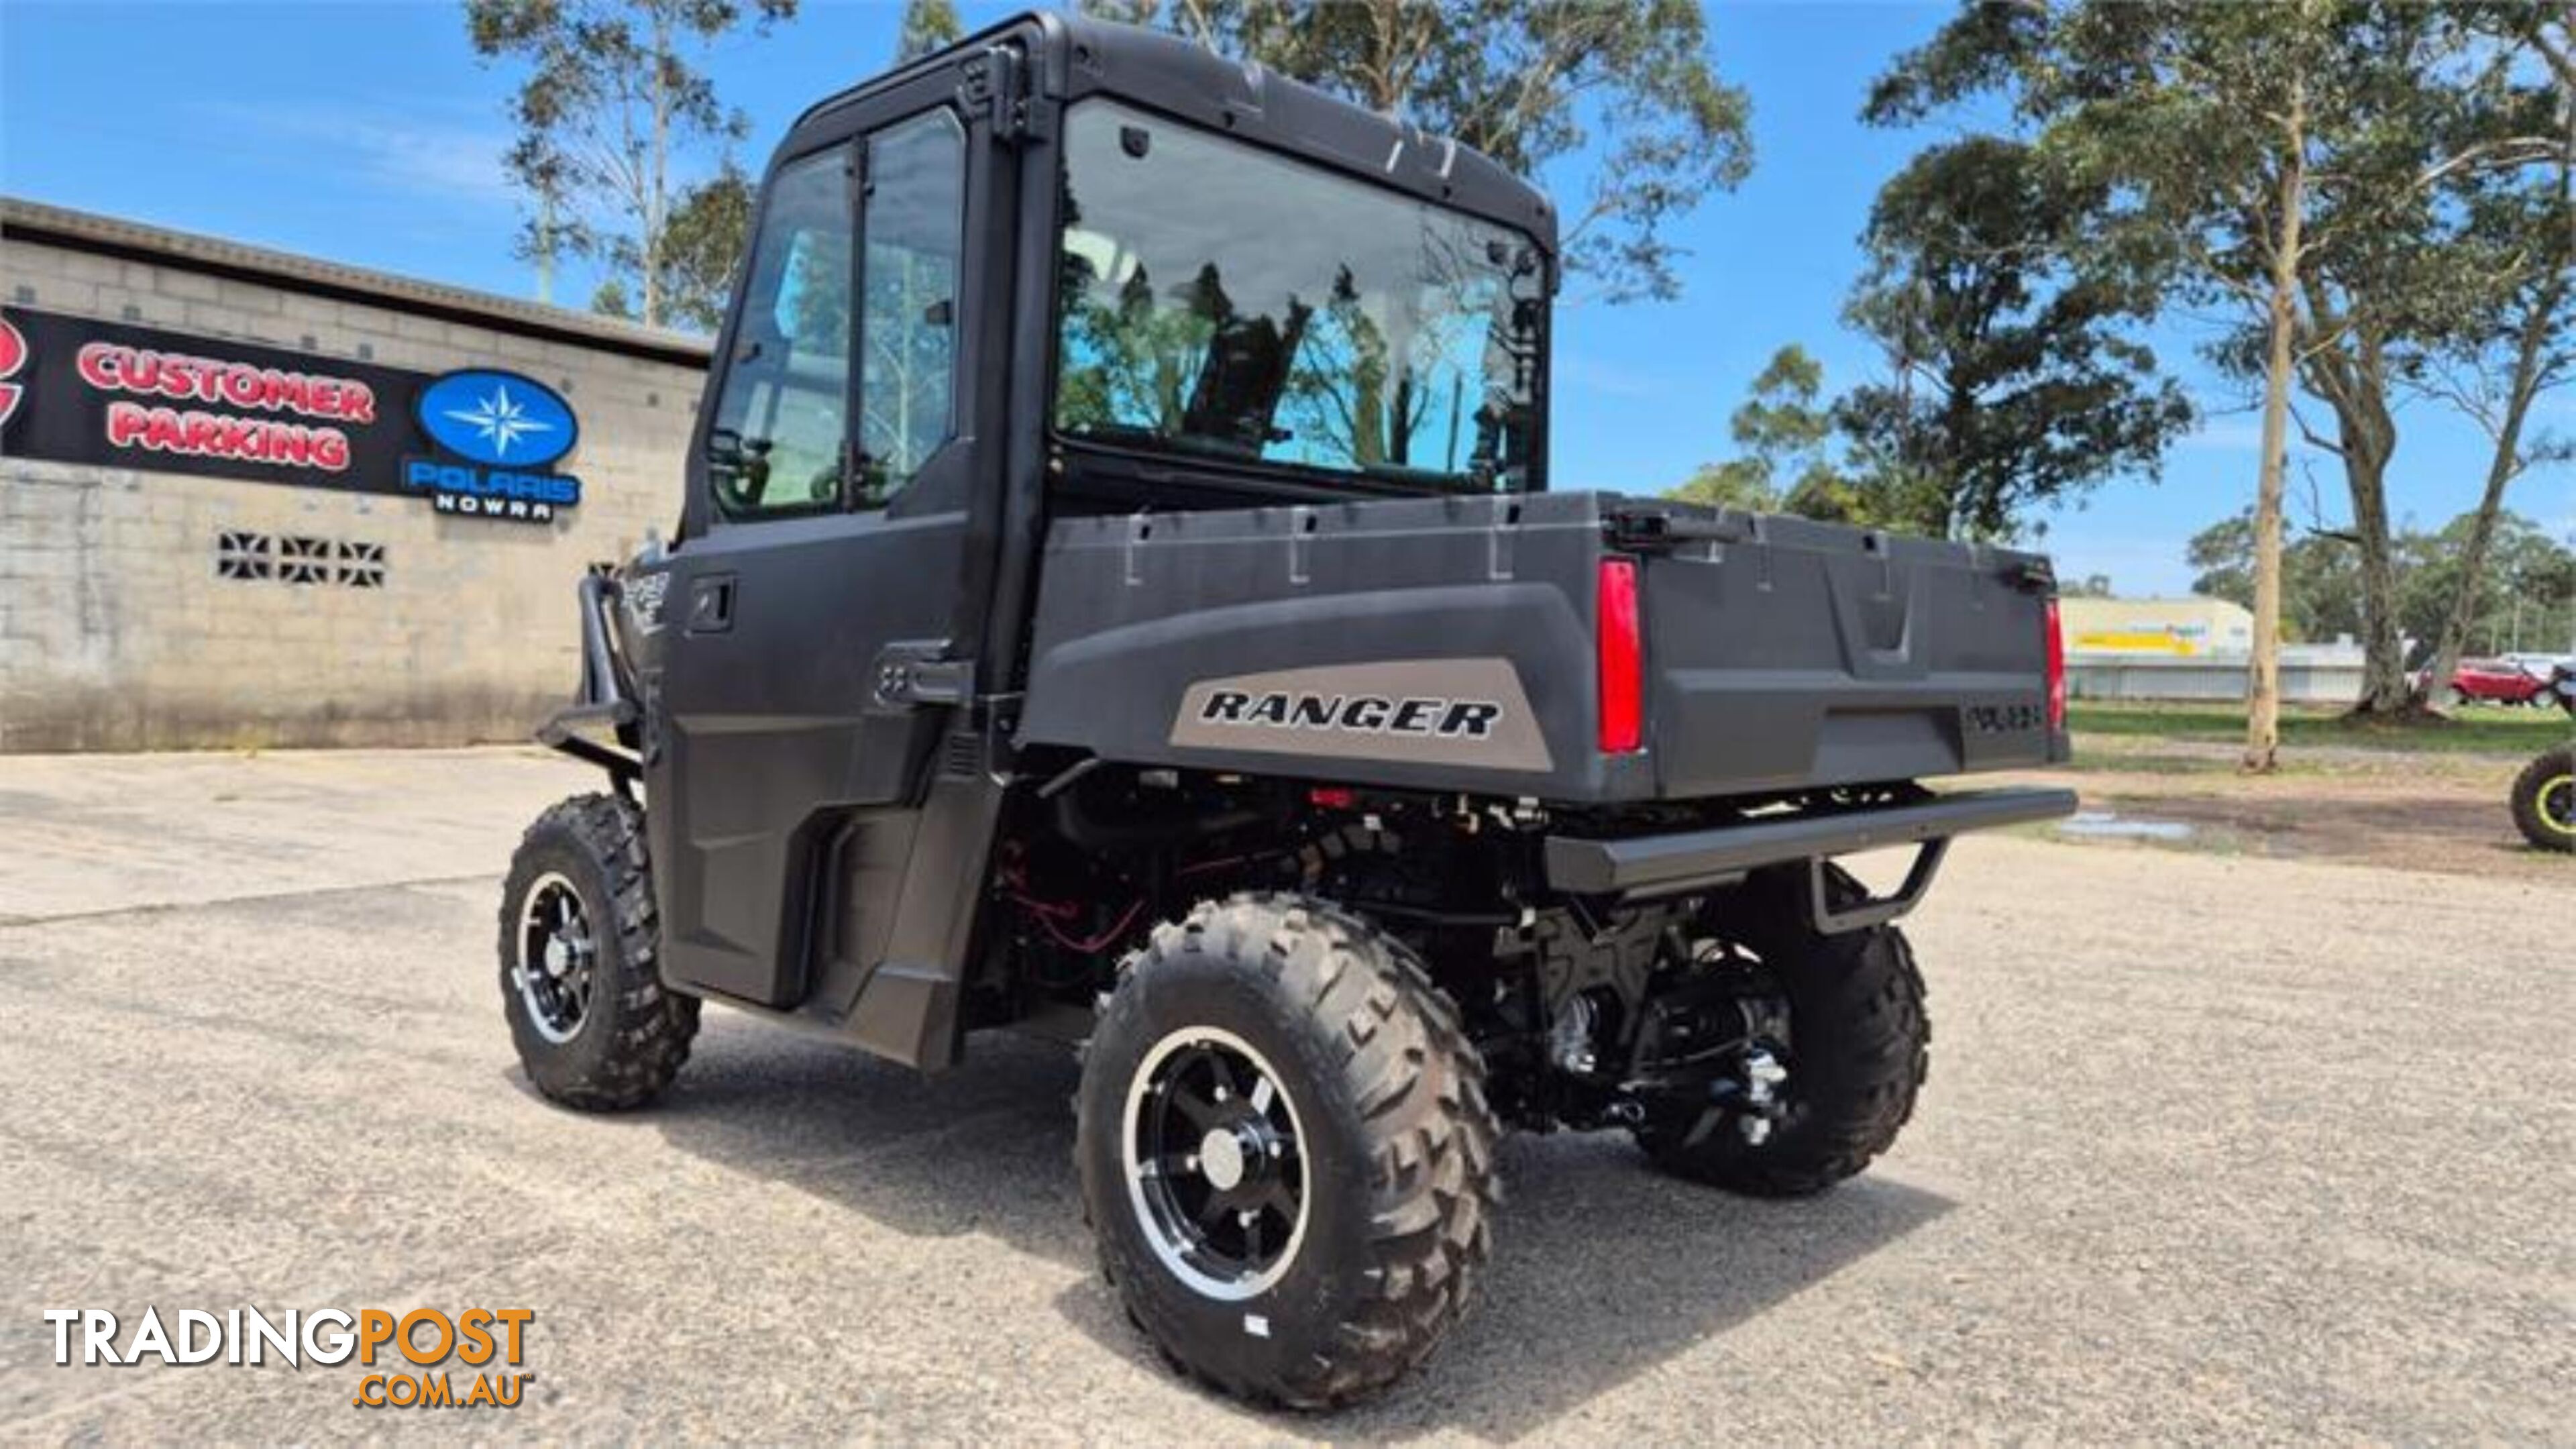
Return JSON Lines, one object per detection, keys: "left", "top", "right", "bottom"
{"left": 922, "top": 297, "right": 955, "bottom": 328}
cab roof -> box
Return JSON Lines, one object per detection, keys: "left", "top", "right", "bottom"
{"left": 784, "top": 9, "right": 1558, "bottom": 252}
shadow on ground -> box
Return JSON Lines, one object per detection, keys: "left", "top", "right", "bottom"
{"left": 651, "top": 1021, "right": 1951, "bottom": 1439}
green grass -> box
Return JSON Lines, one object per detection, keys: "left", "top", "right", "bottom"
{"left": 2068, "top": 700, "right": 2572, "bottom": 756}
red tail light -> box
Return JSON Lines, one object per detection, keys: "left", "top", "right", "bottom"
{"left": 2044, "top": 596, "right": 2067, "bottom": 730}
{"left": 1597, "top": 557, "right": 1644, "bottom": 753}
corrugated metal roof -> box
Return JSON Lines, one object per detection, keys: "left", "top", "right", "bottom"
{"left": 2, "top": 196, "right": 713, "bottom": 368}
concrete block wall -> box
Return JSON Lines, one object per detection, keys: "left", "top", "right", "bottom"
{"left": 1, "top": 229, "right": 710, "bottom": 751}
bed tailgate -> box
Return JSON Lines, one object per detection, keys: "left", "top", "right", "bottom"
{"left": 1623, "top": 506, "right": 2069, "bottom": 797}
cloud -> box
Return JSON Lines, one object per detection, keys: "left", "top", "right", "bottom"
{"left": 196, "top": 101, "right": 516, "bottom": 208}
{"left": 2041, "top": 531, "right": 2201, "bottom": 597}
{"left": 2176, "top": 417, "right": 2265, "bottom": 453}
{"left": 1555, "top": 352, "right": 1669, "bottom": 400}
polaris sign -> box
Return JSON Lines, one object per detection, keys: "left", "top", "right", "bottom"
{"left": 405, "top": 370, "right": 584, "bottom": 525}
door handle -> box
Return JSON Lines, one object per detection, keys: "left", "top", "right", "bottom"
{"left": 687, "top": 575, "right": 735, "bottom": 634}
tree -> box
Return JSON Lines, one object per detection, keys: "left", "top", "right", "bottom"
{"left": 2189, "top": 508, "right": 2576, "bottom": 658}
{"left": 1665, "top": 345, "right": 1851, "bottom": 516}
{"left": 2227, "top": 6, "right": 2570, "bottom": 716}
{"left": 2401, "top": 513, "right": 2576, "bottom": 663}
{"left": 466, "top": 0, "right": 798, "bottom": 329}
{"left": 2408, "top": 9, "right": 2575, "bottom": 701}
{"left": 2064, "top": 574, "right": 2116, "bottom": 599}
{"left": 1835, "top": 136, "right": 2193, "bottom": 539}
{"left": 1870, "top": 0, "right": 2565, "bottom": 765}
{"left": 2188, "top": 511, "right": 2365, "bottom": 645}
{"left": 639, "top": 161, "right": 753, "bottom": 331}
{"left": 1087, "top": 0, "right": 1752, "bottom": 303}
{"left": 896, "top": 0, "right": 961, "bottom": 62}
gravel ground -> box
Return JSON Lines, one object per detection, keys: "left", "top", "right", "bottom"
{"left": 1, "top": 748, "right": 2569, "bottom": 1444}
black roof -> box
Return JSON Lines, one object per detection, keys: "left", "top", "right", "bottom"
{"left": 786, "top": 9, "right": 1557, "bottom": 251}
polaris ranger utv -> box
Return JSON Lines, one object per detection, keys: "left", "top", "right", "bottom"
{"left": 500, "top": 11, "right": 2076, "bottom": 1408}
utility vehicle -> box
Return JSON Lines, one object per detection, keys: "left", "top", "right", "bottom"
{"left": 500, "top": 11, "right": 2077, "bottom": 1408}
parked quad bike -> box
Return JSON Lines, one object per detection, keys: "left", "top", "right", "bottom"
{"left": 2510, "top": 748, "right": 2574, "bottom": 852}
{"left": 2506, "top": 667, "right": 2575, "bottom": 853}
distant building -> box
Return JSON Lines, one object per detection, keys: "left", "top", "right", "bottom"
{"left": 1, "top": 198, "right": 709, "bottom": 751}
{"left": 2059, "top": 596, "right": 2255, "bottom": 658}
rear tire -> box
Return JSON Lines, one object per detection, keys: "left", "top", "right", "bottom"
{"left": 1077, "top": 893, "right": 1499, "bottom": 1409}
{"left": 498, "top": 793, "right": 699, "bottom": 1110}
{"left": 1635, "top": 865, "right": 1929, "bottom": 1197}
{"left": 2510, "top": 747, "right": 2576, "bottom": 853}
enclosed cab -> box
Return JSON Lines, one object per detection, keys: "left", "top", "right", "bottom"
{"left": 504, "top": 11, "right": 2074, "bottom": 1410}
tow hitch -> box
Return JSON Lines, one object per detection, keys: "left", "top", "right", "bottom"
{"left": 1677, "top": 1046, "right": 1789, "bottom": 1148}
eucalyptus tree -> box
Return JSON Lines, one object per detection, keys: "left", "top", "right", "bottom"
{"left": 1086, "top": 0, "right": 1754, "bottom": 304}
{"left": 466, "top": 0, "right": 800, "bottom": 328}
{"left": 1870, "top": 0, "right": 2565, "bottom": 765}
{"left": 1837, "top": 136, "right": 2192, "bottom": 541}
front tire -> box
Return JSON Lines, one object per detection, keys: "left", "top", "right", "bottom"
{"left": 1636, "top": 865, "right": 1929, "bottom": 1197}
{"left": 498, "top": 793, "right": 699, "bottom": 1110}
{"left": 1077, "top": 894, "right": 1499, "bottom": 1409}
{"left": 2510, "top": 747, "right": 2576, "bottom": 853}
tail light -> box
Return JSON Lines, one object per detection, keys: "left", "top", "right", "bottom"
{"left": 2044, "top": 596, "right": 2067, "bottom": 731}
{"left": 1597, "top": 557, "right": 1644, "bottom": 753}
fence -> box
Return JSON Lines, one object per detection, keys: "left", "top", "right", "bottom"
{"left": 2064, "top": 653, "right": 2367, "bottom": 706}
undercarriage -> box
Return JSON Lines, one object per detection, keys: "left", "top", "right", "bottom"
{"left": 977, "top": 761, "right": 1871, "bottom": 1145}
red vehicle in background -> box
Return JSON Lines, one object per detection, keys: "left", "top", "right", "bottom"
{"left": 2433, "top": 657, "right": 2559, "bottom": 706}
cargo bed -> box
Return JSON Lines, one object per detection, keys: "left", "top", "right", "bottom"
{"left": 1017, "top": 490, "right": 2070, "bottom": 804}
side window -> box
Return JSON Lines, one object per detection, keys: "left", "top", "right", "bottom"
{"left": 855, "top": 109, "right": 966, "bottom": 504}
{"left": 706, "top": 150, "right": 852, "bottom": 519}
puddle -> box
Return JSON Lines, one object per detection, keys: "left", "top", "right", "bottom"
{"left": 2055, "top": 810, "right": 2196, "bottom": 842}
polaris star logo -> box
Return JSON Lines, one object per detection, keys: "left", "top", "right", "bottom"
{"left": 415, "top": 369, "right": 578, "bottom": 469}
{"left": 1199, "top": 690, "right": 1502, "bottom": 739}
{"left": 408, "top": 367, "right": 582, "bottom": 525}
{"left": 442, "top": 383, "right": 555, "bottom": 460}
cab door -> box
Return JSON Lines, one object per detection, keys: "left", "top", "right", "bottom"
{"left": 647, "top": 83, "right": 987, "bottom": 1010}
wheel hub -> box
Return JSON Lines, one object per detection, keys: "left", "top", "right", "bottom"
{"left": 1198, "top": 1128, "right": 1248, "bottom": 1191}
{"left": 514, "top": 872, "right": 595, "bottom": 1045}
{"left": 1122, "top": 1026, "right": 1310, "bottom": 1302}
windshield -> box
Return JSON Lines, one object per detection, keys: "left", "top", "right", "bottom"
{"left": 1053, "top": 100, "right": 1545, "bottom": 492}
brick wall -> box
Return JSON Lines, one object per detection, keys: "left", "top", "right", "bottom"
{"left": 1, "top": 225, "right": 709, "bottom": 751}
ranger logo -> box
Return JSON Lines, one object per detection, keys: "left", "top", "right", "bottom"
{"left": 1171, "top": 659, "right": 1553, "bottom": 773}
{"left": 1199, "top": 690, "right": 1503, "bottom": 740}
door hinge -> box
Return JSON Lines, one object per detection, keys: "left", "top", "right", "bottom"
{"left": 960, "top": 44, "right": 1030, "bottom": 143}
{"left": 872, "top": 640, "right": 975, "bottom": 709}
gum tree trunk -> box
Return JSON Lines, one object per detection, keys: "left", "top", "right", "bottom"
{"left": 2419, "top": 176, "right": 2571, "bottom": 705}
{"left": 2332, "top": 362, "right": 2410, "bottom": 715}
{"left": 2245, "top": 85, "right": 2307, "bottom": 774}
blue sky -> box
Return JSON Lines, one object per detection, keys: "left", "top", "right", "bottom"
{"left": 4, "top": 0, "right": 2565, "bottom": 594}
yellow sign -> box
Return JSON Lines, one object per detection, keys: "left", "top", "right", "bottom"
{"left": 2072, "top": 629, "right": 2200, "bottom": 656}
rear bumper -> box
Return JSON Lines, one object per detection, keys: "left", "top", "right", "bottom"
{"left": 1542, "top": 786, "right": 2079, "bottom": 898}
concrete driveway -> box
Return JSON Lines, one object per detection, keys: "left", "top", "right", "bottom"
{"left": 1, "top": 749, "right": 2568, "bottom": 1442}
